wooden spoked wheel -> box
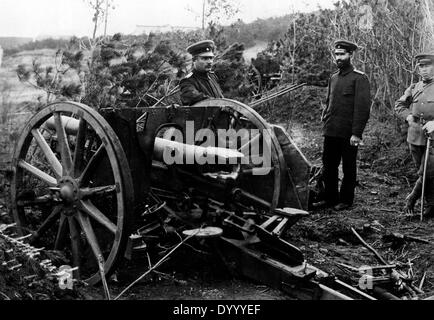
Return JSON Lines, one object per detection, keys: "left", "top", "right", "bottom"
{"left": 10, "top": 102, "right": 133, "bottom": 285}
{"left": 193, "top": 98, "right": 286, "bottom": 210}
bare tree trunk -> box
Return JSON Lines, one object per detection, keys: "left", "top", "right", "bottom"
{"left": 104, "top": 0, "right": 109, "bottom": 37}
{"left": 202, "top": 0, "right": 206, "bottom": 30}
{"left": 422, "top": 0, "right": 434, "bottom": 50}
{"left": 92, "top": 21, "right": 98, "bottom": 40}
{"left": 292, "top": 17, "right": 296, "bottom": 83}
{"left": 92, "top": 0, "right": 102, "bottom": 40}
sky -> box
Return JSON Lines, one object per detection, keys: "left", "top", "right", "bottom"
{"left": 0, "top": 0, "right": 336, "bottom": 38}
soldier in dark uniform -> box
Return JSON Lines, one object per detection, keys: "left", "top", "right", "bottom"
{"left": 313, "top": 40, "right": 371, "bottom": 211}
{"left": 395, "top": 53, "right": 434, "bottom": 217}
{"left": 180, "top": 40, "right": 224, "bottom": 106}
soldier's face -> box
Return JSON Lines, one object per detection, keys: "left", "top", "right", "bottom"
{"left": 194, "top": 56, "right": 214, "bottom": 72}
{"left": 334, "top": 51, "right": 352, "bottom": 68}
{"left": 419, "top": 63, "right": 434, "bottom": 80}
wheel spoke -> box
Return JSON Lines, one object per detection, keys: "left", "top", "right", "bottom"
{"left": 31, "top": 128, "right": 62, "bottom": 178}
{"left": 79, "top": 200, "right": 117, "bottom": 234}
{"left": 17, "top": 194, "right": 54, "bottom": 207}
{"left": 32, "top": 205, "right": 62, "bottom": 241}
{"left": 72, "top": 117, "right": 87, "bottom": 178}
{"left": 76, "top": 211, "right": 106, "bottom": 265}
{"left": 68, "top": 216, "right": 81, "bottom": 278}
{"left": 54, "top": 112, "right": 73, "bottom": 174}
{"left": 239, "top": 133, "right": 262, "bottom": 155}
{"left": 80, "top": 185, "right": 116, "bottom": 198}
{"left": 18, "top": 160, "right": 57, "bottom": 186}
{"left": 79, "top": 145, "right": 104, "bottom": 183}
{"left": 54, "top": 214, "right": 68, "bottom": 250}
{"left": 229, "top": 116, "right": 236, "bottom": 130}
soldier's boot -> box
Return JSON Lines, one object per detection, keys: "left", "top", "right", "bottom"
{"left": 405, "top": 178, "right": 422, "bottom": 215}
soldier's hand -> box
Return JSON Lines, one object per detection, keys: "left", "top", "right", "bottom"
{"left": 350, "top": 135, "right": 363, "bottom": 147}
{"left": 406, "top": 114, "right": 415, "bottom": 123}
{"left": 423, "top": 120, "right": 434, "bottom": 134}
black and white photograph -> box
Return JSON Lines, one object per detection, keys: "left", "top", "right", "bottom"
{"left": 0, "top": 0, "right": 433, "bottom": 309}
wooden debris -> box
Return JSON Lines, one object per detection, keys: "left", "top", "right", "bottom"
{"left": 8, "top": 264, "right": 22, "bottom": 271}
{"left": 114, "top": 228, "right": 201, "bottom": 300}
{"left": 419, "top": 272, "right": 427, "bottom": 291}
{"left": 97, "top": 254, "right": 111, "bottom": 300}
{"left": 351, "top": 227, "right": 422, "bottom": 299}
{"left": 0, "top": 291, "right": 10, "bottom": 300}
{"left": 351, "top": 227, "right": 389, "bottom": 265}
{"left": 1, "top": 224, "right": 63, "bottom": 283}
{"left": 383, "top": 232, "right": 432, "bottom": 245}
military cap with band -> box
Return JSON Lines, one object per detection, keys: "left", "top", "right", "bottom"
{"left": 415, "top": 52, "right": 434, "bottom": 65}
{"left": 334, "top": 40, "right": 359, "bottom": 53}
{"left": 187, "top": 40, "right": 215, "bottom": 57}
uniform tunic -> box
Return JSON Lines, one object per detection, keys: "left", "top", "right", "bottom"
{"left": 395, "top": 80, "right": 434, "bottom": 146}
{"left": 395, "top": 79, "right": 434, "bottom": 206}
{"left": 323, "top": 65, "right": 371, "bottom": 139}
{"left": 180, "top": 70, "right": 224, "bottom": 106}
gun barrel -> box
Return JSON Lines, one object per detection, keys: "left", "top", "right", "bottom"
{"left": 44, "top": 115, "right": 81, "bottom": 135}
{"left": 153, "top": 137, "right": 244, "bottom": 164}
{"left": 44, "top": 116, "right": 244, "bottom": 165}
{"left": 250, "top": 83, "right": 306, "bottom": 108}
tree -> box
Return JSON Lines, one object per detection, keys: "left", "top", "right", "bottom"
{"left": 187, "top": 0, "right": 240, "bottom": 30}
{"left": 328, "top": 0, "right": 427, "bottom": 110}
{"left": 257, "top": 10, "right": 333, "bottom": 87}
{"left": 16, "top": 49, "right": 84, "bottom": 109}
{"left": 421, "top": 0, "right": 434, "bottom": 50}
{"left": 84, "top": 0, "right": 116, "bottom": 40}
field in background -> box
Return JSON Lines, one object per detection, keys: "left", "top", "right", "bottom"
{"left": 0, "top": 49, "right": 54, "bottom": 166}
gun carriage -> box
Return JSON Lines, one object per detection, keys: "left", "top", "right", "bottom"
{"left": 7, "top": 98, "right": 377, "bottom": 300}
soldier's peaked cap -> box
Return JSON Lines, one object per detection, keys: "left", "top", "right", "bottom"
{"left": 415, "top": 52, "right": 434, "bottom": 65}
{"left": 187, "top": 40, "right": 215, "bottom": 57}
{"left": 334, "top": 40, "right": 358, "bottom": 53}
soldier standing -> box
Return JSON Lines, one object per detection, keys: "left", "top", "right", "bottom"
{"left": 180, "top": 40, "right": 224, "bottom": 106}
{"left": 395, "top": 53, "right": 434, "bottom": 218}
{"left": 313, "top": 40, "right": 371, "bottom": 211}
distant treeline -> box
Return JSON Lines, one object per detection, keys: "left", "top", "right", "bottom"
{"left": 2, "top": 13, "right": 295, "bottom": 56}
{"left": 3, "top": 38, "right": 75, "bottom": 55}
{"left": 0, "top": 37, "right": 33, "bottom": 50}
{"left": 6, "top": 0, "right": 432, "bottom": 112}
{"left": 218, "top": 15, "right": 296, "bottom": 47}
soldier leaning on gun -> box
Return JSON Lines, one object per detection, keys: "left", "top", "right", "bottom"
{"left": 180, "top": 40, "right": 224, "bottom": 106}
{"left": 395, "top": 53, "right": 434, "bottom": 218}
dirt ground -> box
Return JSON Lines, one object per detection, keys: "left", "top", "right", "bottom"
{"left": 290, "top": 169, "right": 434, "bottom": 299}
{"left": 0, "top": 53, "right": 433, "bottom": 300}
{"left": 2, "top": 123, "right": 432, "bottom": 300}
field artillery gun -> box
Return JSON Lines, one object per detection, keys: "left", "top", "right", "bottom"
{"left": 6, "top": 98, "right": 377, "bottom": 300}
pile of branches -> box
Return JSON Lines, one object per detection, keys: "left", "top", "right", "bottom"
{"left": 15, "top": 32, "right": 257, "bottom": 110}
{"left": 0, "top": 223, "right": 84, "bottom": 300}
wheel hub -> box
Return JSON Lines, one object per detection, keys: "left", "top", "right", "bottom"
{"left": 58, "top": 177, "right": 79, "bottom": 204}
